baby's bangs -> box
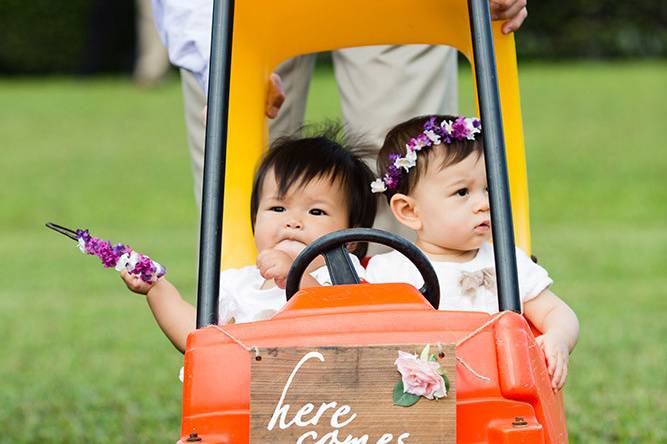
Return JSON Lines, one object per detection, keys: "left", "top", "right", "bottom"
{"left": 272, "top": 149, "right": 349, "bottom": 198}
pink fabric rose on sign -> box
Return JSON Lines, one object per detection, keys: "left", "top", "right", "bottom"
{"left": 394, "top": 351, "right": 447, "bottom": 400}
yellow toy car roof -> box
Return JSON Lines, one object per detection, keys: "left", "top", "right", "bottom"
{"left": 217, "top": 0, "right": 531, "bottom": 270}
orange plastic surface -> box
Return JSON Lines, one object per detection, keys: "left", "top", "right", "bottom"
{"left": 179, "top": 284, "right": 567, "bottom": 443}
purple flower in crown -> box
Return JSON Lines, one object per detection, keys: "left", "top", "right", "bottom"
{"left": 384, "top": 164, "right": 401, "bottom": 189}
{"left": 465, "top": 118, "right": 482, "bottom": 139}
{"left": 451, "top": 117, "right": 469, "bottom": 140}
{"left": 384, "top": 174, "right": 399, "bottom": 190}
{"left": 423, "top": 116, "right": 439, "bottom": 132}
{"left": 449, "top": 116, "right": 481, "bottom": 141}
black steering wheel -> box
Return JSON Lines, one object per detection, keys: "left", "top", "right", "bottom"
{"left": 285, "top": 228, "right": 440, "bottom": 309}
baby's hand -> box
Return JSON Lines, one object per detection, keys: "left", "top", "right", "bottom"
{"left": 257, "top": 248, "right": 293, "bottom": 289}
{"left": 535, "top": 331, "right": 570, "bottom": 391}
{"left": 120, "top": 269, "right": 156, "bottom": 295}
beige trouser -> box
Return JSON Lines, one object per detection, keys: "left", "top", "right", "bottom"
{"left": 180, "top": 45, "right": 458, "bottom": 249}
{"left": 133, "top": 0, "right": 170, "bottom": 84}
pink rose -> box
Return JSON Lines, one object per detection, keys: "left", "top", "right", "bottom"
{"left": 395, "top": 351, "right": 447, "bottom": 400}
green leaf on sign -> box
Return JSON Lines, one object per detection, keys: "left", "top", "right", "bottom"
{"left": 419, "top": 344, "right": 430, "bottom": 361}
{"left": 393, "top": 381, "right": 420, "bottom": 407}
{"left": 442, "top": 374, "right": 450, "bottom": 394}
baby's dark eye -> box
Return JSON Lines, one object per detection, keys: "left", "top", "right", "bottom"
{"left": 269, "top": 206, "right": 285, "bottom": 213}
{"left": 309, "top": 208, "right": 327, "bottom": 216}
{"left": 456, "top": 188, "right": 469, "bottom": 197}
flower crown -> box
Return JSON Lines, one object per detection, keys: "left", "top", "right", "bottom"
{"left": 370, "top": 116, "right": 482, "bottom": 194}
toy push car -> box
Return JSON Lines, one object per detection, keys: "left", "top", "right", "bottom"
{"left": 178, "top": 0, "right": 568, "bottom": 442}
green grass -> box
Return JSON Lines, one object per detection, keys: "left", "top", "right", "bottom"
{"left": 1, "top": 61, "right": 666, "bottom": 443}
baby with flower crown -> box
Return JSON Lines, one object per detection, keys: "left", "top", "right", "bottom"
{"left": 366, "top": 115, "right": 579, "bottom": 391}
{"left": 120, "top": 127, "right": 377, "bottom": 353}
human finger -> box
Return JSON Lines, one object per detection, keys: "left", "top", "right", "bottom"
{"left": 491, "top": 0, "right": 526, "bottom": 19}
{"left": 259, "top": 262, "right": 277, "bottom": 280}
{"left": 501, "top": 6, "right": 528, "bottom": 34}
{"left": 275, "top": 276, "right": 287, "bottom": 289}
{"left": 547, "top": 351, "right": 557, "bottom": 376}
{"left": 556, "top": 363, "right": 568, "bottom": 391}
{"left": 265, "top": 73, "right": 285, "bottom": 119}
{"left": 551, "top": 355, "right": 564, "bottom": 389}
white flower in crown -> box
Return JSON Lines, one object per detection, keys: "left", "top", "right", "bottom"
{"left": 424, "top": 129, "right": 441, "bottom": 145}
{"left": 394, "top": 149, "right": 417, "bottom": 172}
{"left": 441, "top": 119, "right": 454, "bottom": 136}
{"left": 464, "top": 118, "right": 481, "bottom": 140}
{"left": 370, "top": 178, "right": 387, "bottom": 194}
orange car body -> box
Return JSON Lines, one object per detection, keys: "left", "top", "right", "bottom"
{"left": 179, "top": 285, "right": 566, "bottom": 443}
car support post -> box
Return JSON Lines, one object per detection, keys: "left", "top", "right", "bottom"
{"left": 468, "top": 0, "right": 522, "bottom": 312}
{"left": 196, "top": 0, "right": 234, "bottom": 328}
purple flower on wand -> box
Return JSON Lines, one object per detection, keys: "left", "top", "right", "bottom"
{"left": 47, "top": 223, "right": 165, "bottom": 284}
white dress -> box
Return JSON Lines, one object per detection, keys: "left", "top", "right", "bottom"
{"left": 365, "top": 243, "right": 552, "bottom": 314}
{"left": 218, "top": 255, "right": 365, "bottom": 323}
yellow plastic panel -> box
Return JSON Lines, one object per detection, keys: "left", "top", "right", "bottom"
{"left": 221, "top": 0, "right": 531, "bottom": 269}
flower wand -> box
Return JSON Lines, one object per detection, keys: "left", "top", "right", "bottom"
{"left": 46, "top": 222, "right": 166, "bottom": 284}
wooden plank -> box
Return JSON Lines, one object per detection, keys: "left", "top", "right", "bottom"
{"left": 251, "top": 344, "right": 456, "bottom": 443}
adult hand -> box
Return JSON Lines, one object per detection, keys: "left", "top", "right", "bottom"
{"left": 201, "top": 72, "right": 285, "bottom": 122}
{"left": 490, "top": 0, "right": 528, "bottom": 34}
{"left": 265, "top": 73, "right": 285, "bottom": 119}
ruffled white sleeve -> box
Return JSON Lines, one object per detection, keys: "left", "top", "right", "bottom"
{"left": 515, "top": 247, "right": 553, "bottom": 303}
{"left": 217, "top": 267, "right": 242, "bottom": 324}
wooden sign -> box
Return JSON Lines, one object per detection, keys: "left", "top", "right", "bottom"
{"left": 251, "top": 344, "right": 456, "bottom": 443}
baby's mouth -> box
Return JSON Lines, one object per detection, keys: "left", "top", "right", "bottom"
{"left": 474, "top": 220, "right": 491, "bottom": 233}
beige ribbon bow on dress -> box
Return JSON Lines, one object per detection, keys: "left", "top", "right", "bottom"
{"left": 458, "top": 267, "right": 497, "bottom": 297}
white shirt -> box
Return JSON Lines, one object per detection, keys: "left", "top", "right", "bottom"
{"left": 152, "top": 0, "right": 213, "bottom": 91}
{"left": 218, "top": 255, "right": 366, "bottom": 323}
{"left": 365, "top": 243, "right": 552, "bottom": 314}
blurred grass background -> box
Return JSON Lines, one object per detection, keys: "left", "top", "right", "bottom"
{"left": 1, "top": 61, "right": 666, "bottom": 442}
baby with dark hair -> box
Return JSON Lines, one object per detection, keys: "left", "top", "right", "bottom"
{"left": 121, "top": 126, "right": 377, "bottom": 352}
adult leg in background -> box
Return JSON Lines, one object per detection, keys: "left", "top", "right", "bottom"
{"left": 134, "top": 0, "right": 170, "bottom": 86}
{"left": 180, "top": 68, "right": 207, "bottom": 209}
